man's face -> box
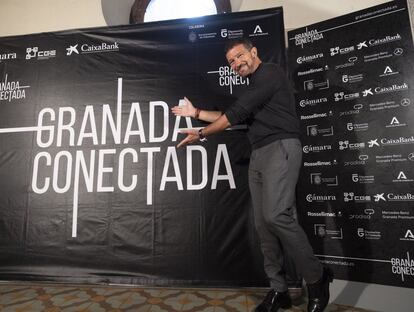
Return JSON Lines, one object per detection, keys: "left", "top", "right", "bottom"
{"left": 226, "top": 44, "right": 257, "bottom": 77}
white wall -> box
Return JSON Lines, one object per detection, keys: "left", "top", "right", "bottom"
{"left": 0, "top": 0, "right": 392, "bottom": 37}
{"left": 236, "top": 0, "right": 391, "bottom": 30}
{"left": 0, "top": 0, "right": 106, "bottom": 37}
{"left": 1, "top": 0, "right": 414, "bottom": 311}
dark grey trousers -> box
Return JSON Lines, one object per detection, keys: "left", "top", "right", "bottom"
{"left": 249, "top": 138, "right": 322, "bottom": 291}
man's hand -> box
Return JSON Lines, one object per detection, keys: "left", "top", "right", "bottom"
{"left": 171, "top": 97, "right": 196, "bottom": 118}
{"left": 177, "top": 129, "right": 200, "bottom": 148}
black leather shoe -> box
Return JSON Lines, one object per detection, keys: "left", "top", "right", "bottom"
{"left": 255, "top": 289, "right": 292, "bottom": 312}
{"left": 307, "top": 266, "right": 334, "bottom": 312}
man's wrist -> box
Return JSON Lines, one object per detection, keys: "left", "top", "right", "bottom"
{"left": 198, "top": 128, "right": 207, "bottom": 142}
{"left": 194, "top": 108, "right": 201, "bottom": 120}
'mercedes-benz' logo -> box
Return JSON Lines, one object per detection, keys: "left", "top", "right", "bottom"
{"left": 401, "top": 98, "right": 411, "bottom": 106}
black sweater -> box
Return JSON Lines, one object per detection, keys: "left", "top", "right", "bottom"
{"left": 224, "top": 63, "right": 300, "bottom": 150}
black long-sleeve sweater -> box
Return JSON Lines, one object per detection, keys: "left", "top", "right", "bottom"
{"left": 225, "top": 63, "right": 300, "bottom": 150}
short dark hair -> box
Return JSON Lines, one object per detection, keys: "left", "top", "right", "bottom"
{"left": 224, "top": 38, "right": 254, "bottom": 54}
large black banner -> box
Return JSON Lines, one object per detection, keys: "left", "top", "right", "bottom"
{"left": 288, "top": 0, "right": 414, "bottom": 288}
{"left": 0, "top": 8, "right": 286, "bottom": 286}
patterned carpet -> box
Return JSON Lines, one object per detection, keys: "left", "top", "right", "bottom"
{"left": 0, "top": 283, "right": 374, "bottom": 312}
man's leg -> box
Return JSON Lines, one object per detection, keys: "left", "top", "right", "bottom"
{"left": 284, "top": 249, "right": 303, "bottom": 300}
{"left": 284, "top": 204, "right": 303, "bottom": 300}
{"left": 259, "top": 138, "right": 322, "bottom": 283}
{"left": 249, "top": 169, "right": 287, "bottom": 291}
{"left": 258, "top": 138, "right": 333, "bottom": 312}
{"left": 249, "top": 146, "right": 291, "bottom": 311}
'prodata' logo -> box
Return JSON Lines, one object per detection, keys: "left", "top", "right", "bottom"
{"left": 349, "top": 208, "right": 375, "bottom": 220}
{"left": 335, "top": 56, "right": 358, "bottom": 69}
{"left": 343, "top": 154, "right": 369, "bottom": 167}
{"left": 339, "top": 104, "right": 363, "bottom": 117}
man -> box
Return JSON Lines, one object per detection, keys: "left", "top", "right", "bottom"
{"left": 172, "top": 38, "right": 333, "bottom": 312}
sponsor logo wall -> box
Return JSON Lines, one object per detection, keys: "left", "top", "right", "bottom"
{"left": 0, "top": 9, "right": 286, "bottom": 286}
{"left": 288, "top": 0, "right": 414, "bottom": 288}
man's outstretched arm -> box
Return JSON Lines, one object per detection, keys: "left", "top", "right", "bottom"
{"left": 177, "top": 114, "right": 231, "bottom": 148}
{"left": 171, "top": 97, "right": 222, "bottom": 123}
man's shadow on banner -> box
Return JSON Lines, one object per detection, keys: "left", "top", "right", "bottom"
{"left": 291, "top": 60, "right": 374, "bottom": 306}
